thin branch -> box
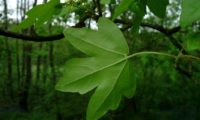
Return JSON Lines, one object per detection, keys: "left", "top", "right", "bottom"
{"left": 175, "top": 65, "right": 192, "bottom": 78}
{"left": 0, "top": 29, "right": 64, "bottom": 42}
{"left": 141, "top": 23, "right": 181, "bottom": 36}
{"left": 0, "top": 19, "right": 181, "bottom": 42}
{"left": 0, "top": 11, "right": 92, "bottom": 42}
{"left": 96, "top": 0, "right": 102, "bottom": 17}
{"left": 114, "top": 19, "right": 181, "bottom": 35}
{"left": 114, "top": 19, "right": 184, "bottom": 51}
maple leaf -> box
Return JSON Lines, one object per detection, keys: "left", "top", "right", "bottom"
{"left": 56, "top": 18, "right": 136, "bottom": 120}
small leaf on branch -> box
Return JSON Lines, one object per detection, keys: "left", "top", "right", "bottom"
{"left": 112, "top": 0, "right": 134, "bottom": 20}
{"left": 15, "top": 0, "right": 61, "bottom": 30}
{"left": 147, "top": 0, "right": 169, "bottom": 18}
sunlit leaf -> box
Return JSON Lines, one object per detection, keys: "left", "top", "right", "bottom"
{"left": 16, "top": 0, "right": 61, "bottom": 30}
{"left": 181, "top": 0, "right": 200, "bottom": 27}
{"left": 56, "top": 18, "right": 136, "bottom": 120}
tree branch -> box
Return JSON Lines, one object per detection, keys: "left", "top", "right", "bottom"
{"left": 96, "top": 0, "right": 102, "bottom": 17}
{"left": 0, "top": 29, "right": 64, "bottom": 42}
{"left": 114, "top": 19, "right": 183, "bottom": 51}
{"left": 114, "top": 19, "right": 181, "bottom": 35}
{"left": 140, "top": 23, "right": 181, "bottom": 36}
{"left": 0, "top": 10, "right": 93, "bottom": 42}
{"left": 0, "top": 18, "right": 181, "bottom": 42}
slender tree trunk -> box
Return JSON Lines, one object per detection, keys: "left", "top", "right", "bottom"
{"left": 3, "top": 0, "right": 13, "bottom": 99}
{"left": 16, "top": 41, "right": 21, "bottom": 88}
{"left": 21, "top": 0, "right": 27, "bottom": 20}
{"left": 35, "top": 43, "right": 42, "bottom": 93}
{"left": 19, "top": 41, "right": 28, "bottom": 110}
{"left": 49, "top": 43, "right": 56, "bottom": 84}
{"left": 21, "top": 43, "right": 26, "bottom": 81}
{"left": 43, "top": 0, "right": 47, "bottom": 3}
{"left": 49, "top": 42, "right": 62, "bottom": 120}
{"left": 16, "top": 0, "right": 21, "bottom": 91}
{"left": 33, "top": 0, "right": 38, "bottom": 6}
{"left": 19, "top": 43, "right": 32, "bottom": 111}
{"left": 23, "top": 0, "right": 27, "bottom": 16}
{"left": 5, "top": 38, "right": 13, "bottom": 98}
{"left": 42, "top": 54, "right": 48, "bottom": 84}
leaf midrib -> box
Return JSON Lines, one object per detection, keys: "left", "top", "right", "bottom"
{"left": 90, "top": 61, "right": 127, "bottom": 119}
{"left": 64, "top": 56, "right": 127, "bottom": 86}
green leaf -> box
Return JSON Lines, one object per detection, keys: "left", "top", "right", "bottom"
{"left": 130, "top": 0, "right": 146, "bottom": 33}
{"left": 56, "top": 18, "right": 136, "bottom": 120}
{"left": 59, "top": 5, "right": 75, "bottom": 17}
{"left": 16, "top": 0, "right": 61, "bottom": 30}
{"left": 147, "top": 0, "right": 169, "bottom": 18}
{"left": 181, "top": 0, "right": 200, "bottom": 27}
{"left": 112, "top": 0, "right": 134, "bottom": 20}
{"left": 101, "top": 0, "right": 111, "bottom": 4}
{"left": 184, "top": 33, "right": 200, "bottom": 51}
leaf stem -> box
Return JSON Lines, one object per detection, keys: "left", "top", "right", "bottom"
{"left": 126, "top": 51, "right": 200, "bottom": 61}
{"left": 181, "top": 55, "right": 200, "bottom": 61}
{"left": 126, "top": 51, "right": 176, "bottom": 59}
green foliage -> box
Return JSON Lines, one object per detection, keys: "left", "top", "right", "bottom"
{"left": 56, "top": 18, "right": 136, "bottom": 120}
{"left": 112, "top": 0, "right": 133, "bottom": 20}
{"left": 59, "top": 5, "right": 75, "bottom": 18}
{"left": 181, "top": 0, "right": 200, "bottom": 27}
{"left": 184, "top": 32, "right": 200, "bottom": 51}
{"left": 112, "top": 0, "right": 147, "bottom": 32}
{"left": 147, "top": 0, "right": 169, "bottom": 18}
{"left": 16, "top": 0, "right": 61, "bottom": 30}
{"left": 130, "top": 0, "right": 146, "bottom": 32}
{"left": 101, "top": 0, "right": 111, "bottom": 4}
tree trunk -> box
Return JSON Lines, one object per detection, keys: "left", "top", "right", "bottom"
{"left": 42, "top": 54, "right": 48, "bottom": 84}
{"left": 3, "top": 0, "right": 13, "bottom": 99}
{"left": 19, "top": 43, "right": 32, "bottom": 111}
{"left": 49, "top": 43, "right": 56, "bottom": 84}
{"left": 16, "top": 40, "right": 21, "bottom": 89}
{"left": 16, "top": 0, "right": 21, "bottom": 92}
{"left": 49, "top": 42, "right": 62, "bottom": 120}
{"left": 35, "top": 43, "right": 42, "bottom": 93}
{"left": 43, "top": 0, "right": 47, "bottom": 3}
